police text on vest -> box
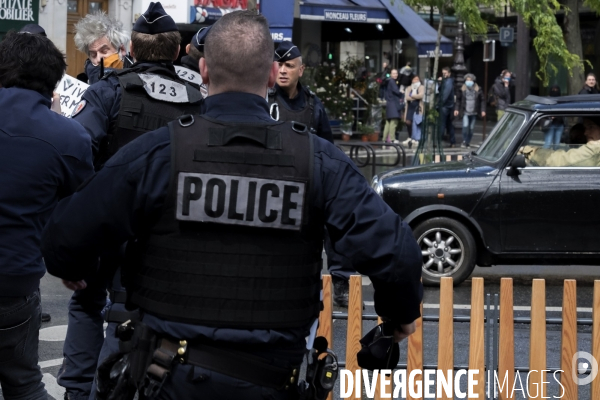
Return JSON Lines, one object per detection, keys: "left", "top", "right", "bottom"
{"left": 177, "top": 173, "right": 305, "bottom": 230}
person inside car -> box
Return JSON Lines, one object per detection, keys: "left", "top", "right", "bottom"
{"left": 520, "top": 117, "right": 600, "bottom": 167}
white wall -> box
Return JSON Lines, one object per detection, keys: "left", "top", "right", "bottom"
{"left": 38, "top": 0, "right": 68, "bottom": 52}
{"left": 109, "top": 0, "right": 134, "bottom": 32}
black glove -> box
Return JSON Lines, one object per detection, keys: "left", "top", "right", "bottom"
{"left": 357, "top": 322, "right": 400, "bottom": 371}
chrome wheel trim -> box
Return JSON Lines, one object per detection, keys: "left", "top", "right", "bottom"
{"left": 418, "top": 227, "right": 465, "bottom": 278}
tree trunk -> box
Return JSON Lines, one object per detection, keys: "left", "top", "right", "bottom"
{"left": 515, "top": 16, "right": 530, "bottom": 101}
{"left": 564, "top": 0, "right": 584, "bottom": 95}
{"left": 595, "top": 19, "right": 600, "bottom": 80}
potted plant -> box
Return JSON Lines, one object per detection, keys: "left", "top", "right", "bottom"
{"left": 357, "top": 121, "right": 377, "bottom": 142}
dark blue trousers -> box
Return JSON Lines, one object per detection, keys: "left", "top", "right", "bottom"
{"left": 439, "top": 106, "right": 456, "bottom": 145}
{"left": 0, "top": 290, "right": 47, "bottom": 400}
{"left": 58, "top": 278, "right": 108, "bottom": 400}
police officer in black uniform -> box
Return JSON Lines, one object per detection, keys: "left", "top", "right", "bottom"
{"left": 58, "top": 4, "right": 203, "bottom": 400}
{"left": 42, "top": 10, "right": 422, "bottom": 400}
{"left": 268, "top": 41, "right": 333, "bottom": 143}
{"left": 176, "top": 26, "right": 210, "bottom": 97}
{"left": 269, "top": 41, "right": 354, "bottom": 307}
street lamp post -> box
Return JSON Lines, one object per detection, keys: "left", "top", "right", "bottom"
{"left": 451, "top": 21, "right": 468, "bottom": 94}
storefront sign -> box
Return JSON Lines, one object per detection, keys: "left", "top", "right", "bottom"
{"left": 0, "top": 0, "right": 39, "bottom": 34}
{"left": 139, "top": 0, "right": 189, "bottom": 24}
{"left": 56, "top": 75, "right": 89, "bottom": 118}
{"left": 191, "top": 0, "right": 250, "bottom": 24}
{"left": 323, "top": 9, "right": 367, "bottom": 22}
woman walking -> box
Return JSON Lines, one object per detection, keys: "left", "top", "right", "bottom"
{"left": 382, "top": 69, "right": 403, "bottom": 143}
{"left": 402, "top": 75, "right": 424, "bottom": 148}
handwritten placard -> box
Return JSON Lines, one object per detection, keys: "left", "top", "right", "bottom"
{"left": 56, "top": 75, "right": 89, "bottom": 118}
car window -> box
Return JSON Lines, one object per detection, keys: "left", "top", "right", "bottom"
{"left": 476, "top": 111, "right": 526, "bottom": 162}
{"left": 519, "top": 116, "right": 600, "bottom": 167}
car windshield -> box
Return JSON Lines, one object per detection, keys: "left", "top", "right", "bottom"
{"left": 475, "top": 111, "right": 527, "bottom": 162}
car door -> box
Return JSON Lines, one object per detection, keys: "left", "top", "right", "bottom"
{"left": 499, "top": 116, "right": 600, "bottom": 253}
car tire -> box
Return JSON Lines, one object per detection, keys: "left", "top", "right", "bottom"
{"left": 413, "top": 217, "right": 477, "bottom": 286}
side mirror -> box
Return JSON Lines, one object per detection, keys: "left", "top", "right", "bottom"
{"left": 507, "top": 154, "right": 526, "bottom": 176}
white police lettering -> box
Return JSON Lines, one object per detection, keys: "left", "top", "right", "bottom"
{"left": 174, "top": 66, "right": 203, "bottom": 86}
{"left": 138, "top": 73, "right": 189, "bottom": 103}
{"left": 176, "top": 173, "right": 305, "bottom": 230}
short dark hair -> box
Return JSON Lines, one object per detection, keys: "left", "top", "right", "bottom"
{"left": 131, "top": 30, "right": 180, "bottom": 62}
{"left": 0, "top": 31, "right": 66, "bottom": 97}
{"left": 442, "top": 67, "right": 451, "bottom": 74}
{"left": 204, "top": 10, "right": 273, "bottom": 92}
{"left": 586, "top": 72, "right": 596, "bottom": 79}
{"left": 187, "top": 45, "right": 202, "bottom": 63}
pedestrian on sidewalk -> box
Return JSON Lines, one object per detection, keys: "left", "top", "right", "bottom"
{"left": 403, "top": 75, "right": 424, "bottom": 148}
{"left": 492, "top": 70, "right": 512, "bottom": 120}
{"left": 382, "top": 69, "right": 402, "bottom": 143}
{"left": 454, "top": 73, "right": 485, "bottom": 148}
{"left": 578, "top": 73, "right": 599, "bottom": 95}
{"left": 437, "top": 67, "right": 456, "bottom": 147}
{"left": 543, "top": 85, "right": 564, "bottom": 149}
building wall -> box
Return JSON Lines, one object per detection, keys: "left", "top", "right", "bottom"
{"left": 109, "top": 0, "right": 133, "bottom": 33}
{"left": 38, "top": 0, "right": 68, "bottom": 52}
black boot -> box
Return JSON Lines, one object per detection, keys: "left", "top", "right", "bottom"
{"left": 332, "top": 276, "right": 349, "bottom": 308}
{"left": 41, "top": 312, "right": 51, "bottom": 322}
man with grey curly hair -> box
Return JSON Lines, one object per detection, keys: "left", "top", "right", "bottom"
{"left": 74, "top": 11, "right": 131, "bottom": 83}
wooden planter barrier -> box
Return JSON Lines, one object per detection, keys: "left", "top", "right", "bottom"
{"left": 319, "top": 275, "right": 600, "bottom": 399}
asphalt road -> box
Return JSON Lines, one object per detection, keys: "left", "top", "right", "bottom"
{"left": 2, "top": 264, "right": 597, "bottom": 399}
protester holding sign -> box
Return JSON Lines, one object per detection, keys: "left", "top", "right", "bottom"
{"left": 0, "top": 30, "right": 93, "bottom": 400}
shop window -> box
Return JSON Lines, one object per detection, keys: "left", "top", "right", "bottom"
{"left": 68, "top": 0, "right": 78, "bottom": 13}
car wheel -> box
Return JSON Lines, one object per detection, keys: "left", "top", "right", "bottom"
{"left": 413, "top": 217, "right": 477, "bottom": 286}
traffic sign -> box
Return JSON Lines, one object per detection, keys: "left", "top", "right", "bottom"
{"left": 499, "top": 27, "right": 514, "bottom": 43}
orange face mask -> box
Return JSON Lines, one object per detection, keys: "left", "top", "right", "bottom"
{"left": 103, "top": 53, "right": 123, "bottom": 69}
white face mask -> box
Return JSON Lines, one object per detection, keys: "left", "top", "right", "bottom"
{"left": 412, "top": 82, "right": 421, "bottom": 90}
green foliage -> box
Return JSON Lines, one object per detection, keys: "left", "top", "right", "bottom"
{"left": 393, "top": 0, "right": 597, "bottom": 87}
{"left": 301, "top": 63, "right": 354, "bottom": 124}
{"left": 357, "top": 121, "right": 375, "bottom": 135}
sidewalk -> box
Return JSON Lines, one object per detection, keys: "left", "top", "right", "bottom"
{"left": 335, "top": 119, "right": 498, "bottom": 151}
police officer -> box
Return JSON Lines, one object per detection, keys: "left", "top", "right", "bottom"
{"left": 269, "top": 41, "right": 333, "bottom": 143}
{"left": 41, "top": 10, "right": 422, "bottom": 399}
{"left": 270, "top": 41, "right": 353, "bottom": 307}
{"left": 0, "top": 31, "right": 93, "bottom": 400}
{"left": 73, "top": 12, "right": 132, "bottom": 84}
{"left": 176, "top": 26, "right": 210, "bottom": 97}
{"left": 57, "top": 4, "right": 204, "bottom": 400}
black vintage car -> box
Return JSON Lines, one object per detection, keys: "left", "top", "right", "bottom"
{"left": 371, "top": 94, "right": 600, "bottom": 285}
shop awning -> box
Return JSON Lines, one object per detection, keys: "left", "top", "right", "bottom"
{"left": 261, "top": 0, "right": 294, "bottom": 42}
{"left": 379, "top": 0, "right": 453, "bottom": 58}
{"left": 300, "top": 0, "right": 390, "bottom": 24}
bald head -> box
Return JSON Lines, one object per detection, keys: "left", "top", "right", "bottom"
{"left": 201, "top": 10, "right": 276, "bottom": 96}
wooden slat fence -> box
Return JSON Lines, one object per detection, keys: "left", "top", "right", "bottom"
{"left": 322, "top": 275, "right": 600, "bottom": 399}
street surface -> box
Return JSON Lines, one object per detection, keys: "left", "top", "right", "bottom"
{"left": 2, "top": 264, "right": 596, "bottom": 399}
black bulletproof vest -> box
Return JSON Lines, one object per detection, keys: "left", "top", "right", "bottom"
{"left": 100, "top": 65, "right": 203, "bottom": 167}
{"left": 130, "top": 115, "right": 324, "bottom": 330}
{"left": 268, "top": 86, "right": 316, "bottom": 131}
